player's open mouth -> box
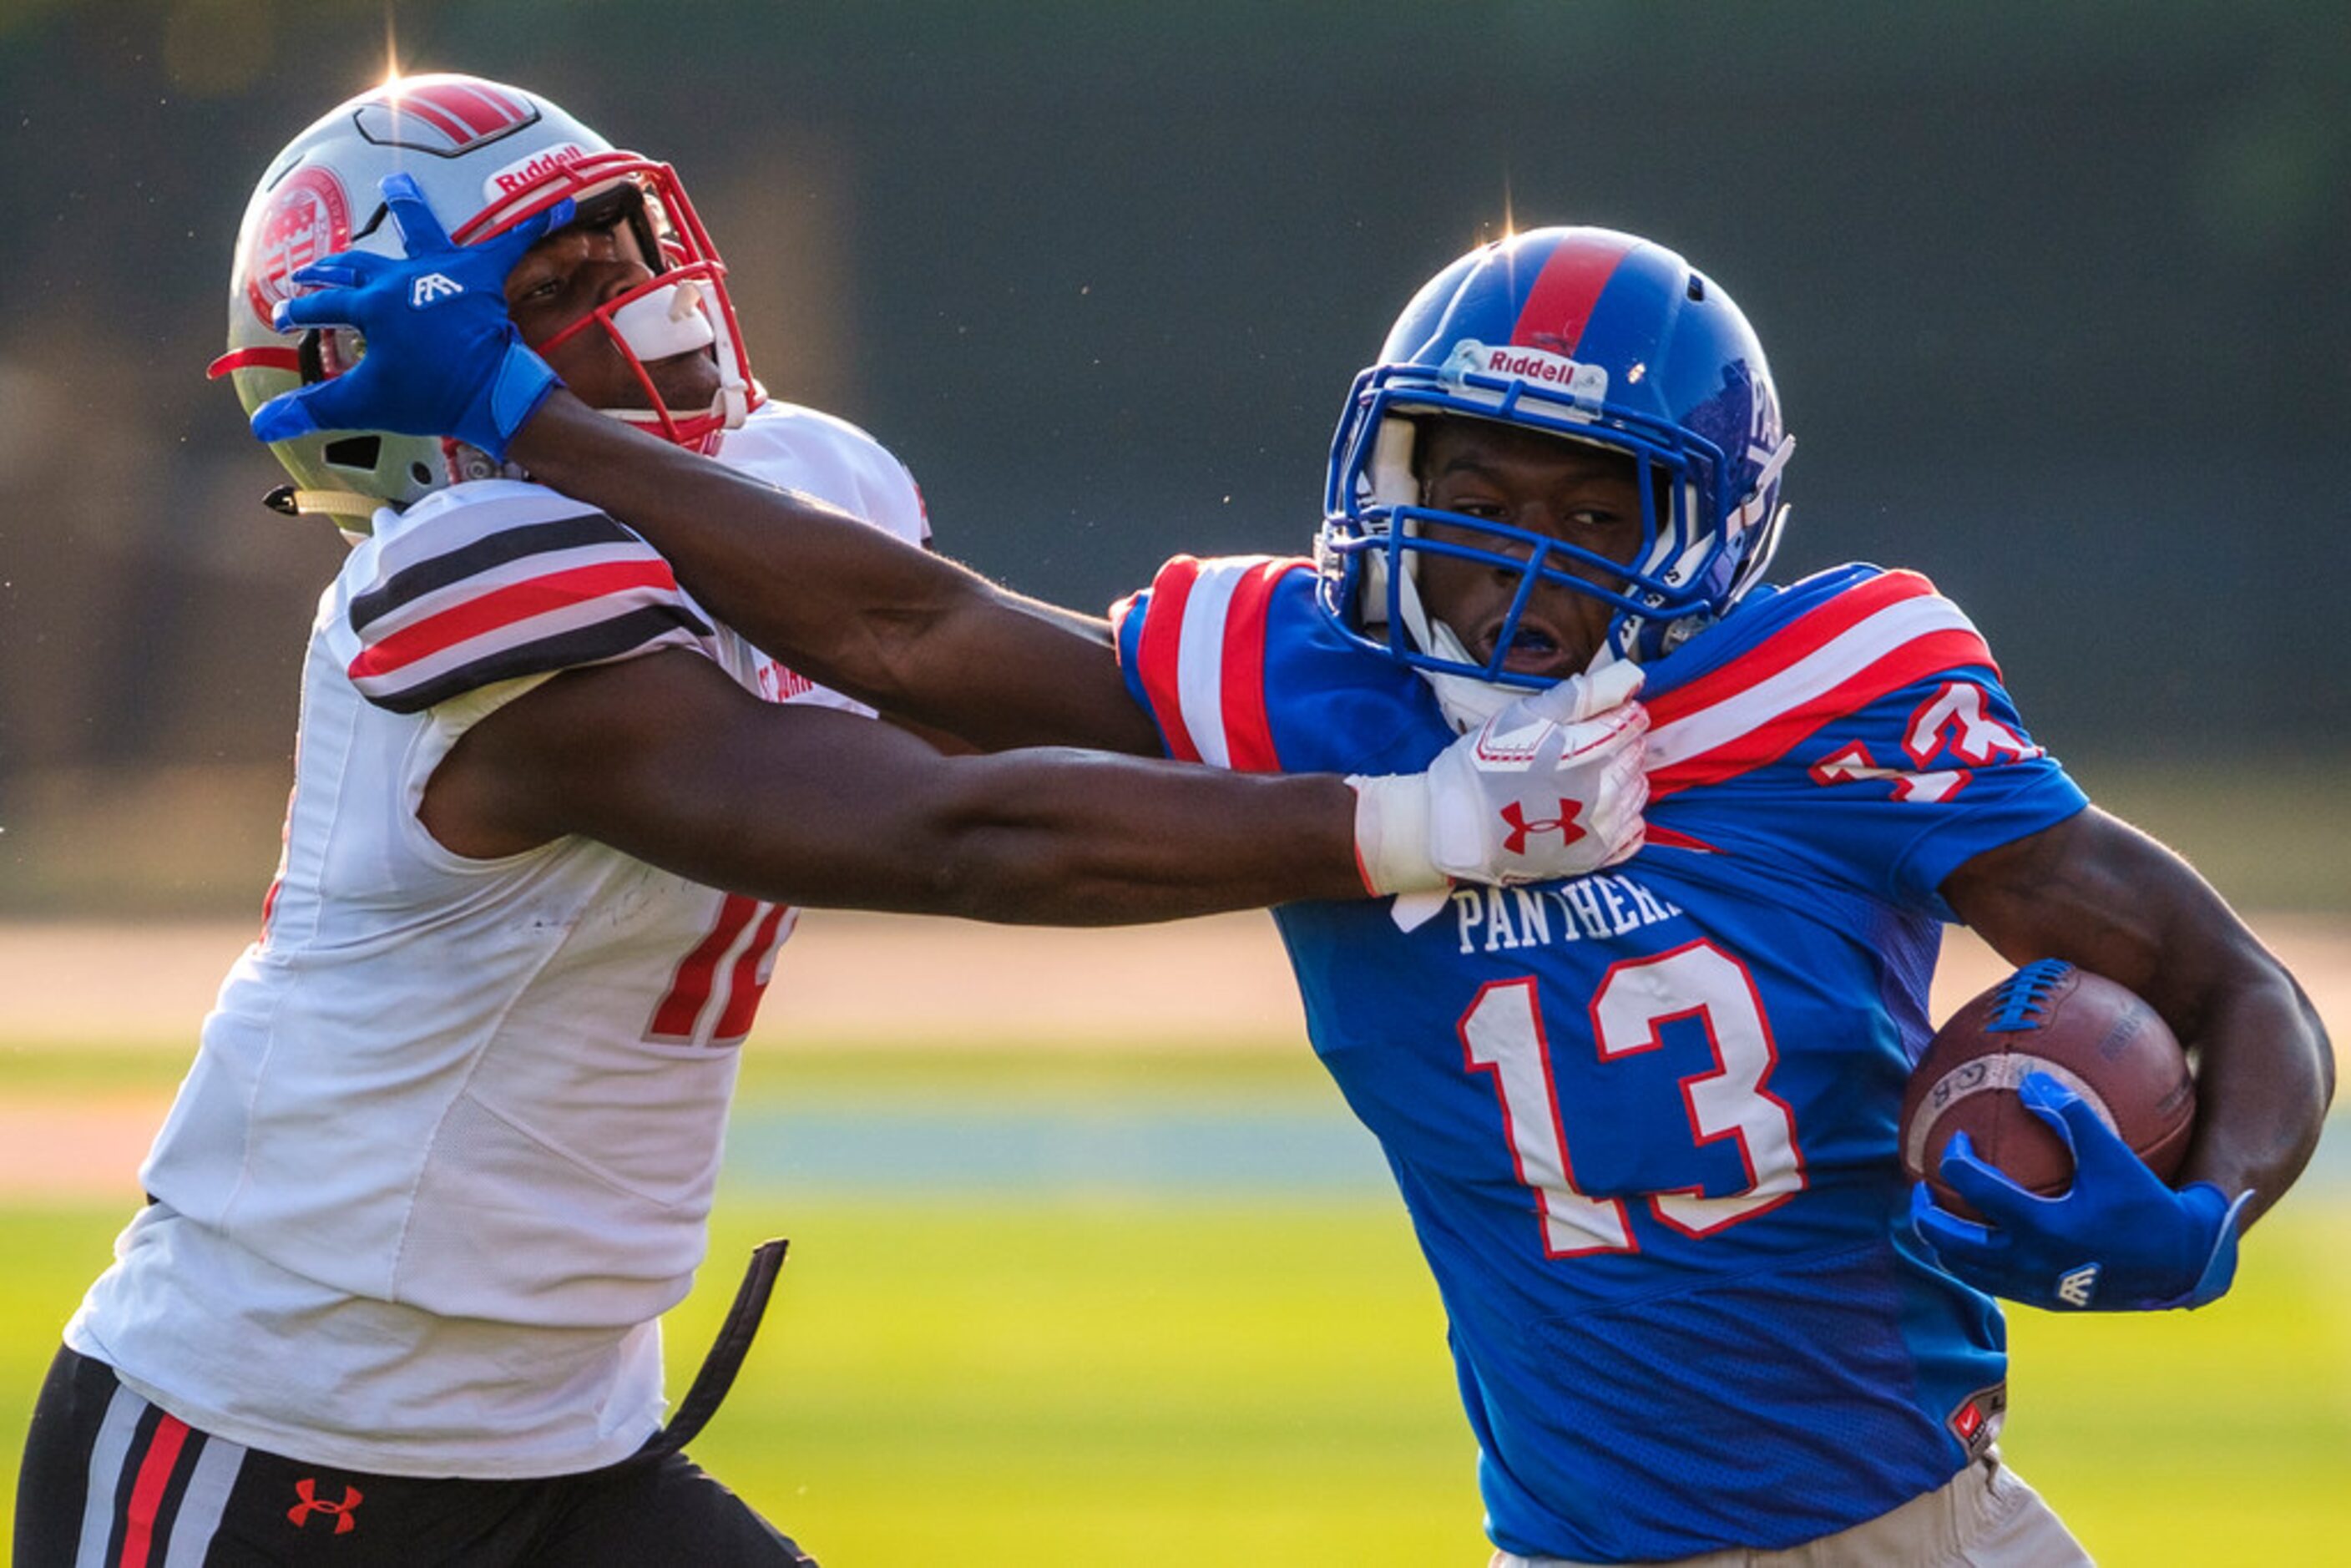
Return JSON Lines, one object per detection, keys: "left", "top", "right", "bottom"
{"left": 1479, "top": 615, "right": 1578, "bottom": 679}
{"left": 644, "top": 346, "right": 722, "bottom": 404}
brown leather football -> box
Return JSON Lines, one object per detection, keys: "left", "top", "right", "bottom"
{"left": 1900, "top": 960, "right": 2196, "bottom": 1219}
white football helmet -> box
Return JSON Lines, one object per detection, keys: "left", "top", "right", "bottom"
{"left": 213, "top": 73, "right": 761, "bottom": 536}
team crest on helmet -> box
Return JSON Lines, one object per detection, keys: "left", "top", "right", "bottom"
{"left": 353, "top": 78, "right": 539, "bottom": 155}
{"left": 244, "top": 165, "right": 350, "bottom": 328}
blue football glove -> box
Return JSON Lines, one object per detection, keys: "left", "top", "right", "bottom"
{"left": 1909, "top": 1070, "right": 2250, "bottom": 1312}
{"left": 249, "top": 172, "right": 571, "bottom": 460}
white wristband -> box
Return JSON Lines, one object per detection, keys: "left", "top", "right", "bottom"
{"left": 1346, "top": 773, "right": 1445, "bottom": 896}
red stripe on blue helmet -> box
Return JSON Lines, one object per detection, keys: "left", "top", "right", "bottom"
{"left": 1508, "top": 231, "right": 1639, "bottom": 355}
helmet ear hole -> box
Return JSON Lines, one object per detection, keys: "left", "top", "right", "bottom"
{"left": 321, "top": 436, "right": 382, "bottom": 470}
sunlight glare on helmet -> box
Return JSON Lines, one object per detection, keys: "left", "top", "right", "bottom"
{"left": 378, "top": 7, "right": 404, "bottom": 94}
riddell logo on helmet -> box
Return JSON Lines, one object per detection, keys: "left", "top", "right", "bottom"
{"left": 485, "top": 144, "right": 590, "bottom": 202}
{"left": 1440, "top": 341, "right": 1609, "bottom": 403}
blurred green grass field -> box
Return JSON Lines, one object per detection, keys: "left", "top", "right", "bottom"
{"left": 2, "top": 1044, "right": 2344, "bottom": 1565}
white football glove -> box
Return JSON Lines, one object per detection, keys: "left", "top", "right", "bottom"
{"left": 1349, "top": 662, "right": 1650, "bottom": 894}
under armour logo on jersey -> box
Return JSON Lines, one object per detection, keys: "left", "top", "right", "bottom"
{"left": 410, "top": 272, "right": 466, "bottom": 307}
{"left": 287, "top": 1479, "right": 365, "bottom": 1534}
{"left": 1499, "top": 800, "right": 1585, "bottom": 856}
{"left": 2055, "top": 1263, "right": 2101, "bottom": 1308}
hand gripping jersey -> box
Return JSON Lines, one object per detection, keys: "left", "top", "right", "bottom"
{"left": 1113, "top": 559, "right": 2087, "bottom": 1561}
{"left": 67, "top": 402, "right": 926, "bottom": 1479}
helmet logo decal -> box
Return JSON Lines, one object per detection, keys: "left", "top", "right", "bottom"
{"left": 483, "top": 143, "right": 590, "bottom": 203}
{"left": 354, "top": 79, "right": 540, "bottom": 155}
{"left": 245, "top": 166, "right": 350, "bottom": 328}
{"left": 1441, "top": 340, "right": 1609, "bottom": 403}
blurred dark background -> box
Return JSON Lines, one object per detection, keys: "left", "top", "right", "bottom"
{"left": 3, "top": 0, "right": 2346, "bottom": 913}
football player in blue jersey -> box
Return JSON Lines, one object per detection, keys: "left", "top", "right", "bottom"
{"left": 247, "top": 202, "right": 2330, "bottom": 1566}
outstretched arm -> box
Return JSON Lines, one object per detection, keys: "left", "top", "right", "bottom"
{"left": 430, "top": 650, "right": 1354, "bottom": 921}
{"left": 508, "top": 395, "right": 1160, "bottom": 756}
{"left": 424, "top": 650, "right": 1654, "bottom": 917}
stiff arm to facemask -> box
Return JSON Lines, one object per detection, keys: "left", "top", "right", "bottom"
{"left": 252, "top": 175, "right": 571, "bottom": 459}
{"left": 1349, "top": 662, "right": 1649, "bottom": 894}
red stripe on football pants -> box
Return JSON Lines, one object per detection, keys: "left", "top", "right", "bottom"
{"left": 114, "top": 1414, "right": 190, "bottom": 1568}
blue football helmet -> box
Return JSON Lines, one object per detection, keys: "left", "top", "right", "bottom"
{"left": 1317, "top": 226, "right": 1794, "bottom": 690}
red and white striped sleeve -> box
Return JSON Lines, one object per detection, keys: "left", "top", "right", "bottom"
{"left": 343, "top": 490, "right": 719, "bottom": 714}
{"left": 1113, "top": 554, "right": 1312, "bottom": 772}
{"left": 1643, "top": 569, "right": 2015, "bottom": 800}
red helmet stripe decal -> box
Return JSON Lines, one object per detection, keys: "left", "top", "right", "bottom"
{"left": 418, "top": 79, "right": 526, "bottom": 138}
{"left": 207, "top": 346, "right": 301, "bottom": 379}
{"left": 356, "top": 79, "right": 539, "bottom": 154}
{"left": 1509, "top": 234, "right": 1637, "bottom": 352}
{"left": 388, "top": 91, "right": 472, "bottom": 145}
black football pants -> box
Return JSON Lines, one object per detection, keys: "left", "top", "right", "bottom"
{"left": 15, "top": 1346, "right": 817, "bottom": 1566}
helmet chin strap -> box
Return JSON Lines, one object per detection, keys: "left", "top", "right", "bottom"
{"left": 1392, "top": 551, "right": 1590, "bottom": 735}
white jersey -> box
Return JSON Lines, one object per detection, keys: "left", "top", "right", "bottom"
{"left": 68, "top": 402, "right": 926, "bottom": 1479}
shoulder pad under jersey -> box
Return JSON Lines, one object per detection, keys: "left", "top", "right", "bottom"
{"left": 344, "top": 481, "right": 716, "bottom": 714}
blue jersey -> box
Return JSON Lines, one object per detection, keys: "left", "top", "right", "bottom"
{"left": 1111, "top": 558, "right": 2088, "bottom": 1561}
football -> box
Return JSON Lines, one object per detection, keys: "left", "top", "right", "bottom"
{"left": 1900, "top": 959, "right": 2197, "bottom": 1219}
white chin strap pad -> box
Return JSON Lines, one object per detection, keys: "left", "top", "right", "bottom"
{"left": 611, "top": 281, "right": 718, "bottom": 362}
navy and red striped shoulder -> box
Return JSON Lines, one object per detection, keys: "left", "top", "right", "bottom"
{"left": 345, "top": 487, "right": 715, "bottom": 714}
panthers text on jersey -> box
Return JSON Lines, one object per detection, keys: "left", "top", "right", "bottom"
{"left": 65, "top": 401, "right": 927, "bottom": 1479}
{"left": 1112, "top": 558, "right": 2087, "bottom": 1562}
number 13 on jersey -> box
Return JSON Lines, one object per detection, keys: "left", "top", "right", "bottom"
{"left": 1460, "top": 939, "right": 1807, "bottom": 1257}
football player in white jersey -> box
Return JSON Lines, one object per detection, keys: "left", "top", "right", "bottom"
{"left": 249, "top": 192, "right": 2334, "bottom": 1568}
{"left": 13, "top": 78, "right": 1658, "bottom": 1568}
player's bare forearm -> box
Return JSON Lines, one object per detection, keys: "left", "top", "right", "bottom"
{"left": 872, "top": 746, "right": 1368, "bottom": 922}
{"left": 508, "top": 394, "right": 1162, "bottom": 755}
{"left": 429, "top": 650, "right": 1365, "bottom": 923}
{"left": 1944, "top": 807, "right": 2334, "bottom": 1225}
